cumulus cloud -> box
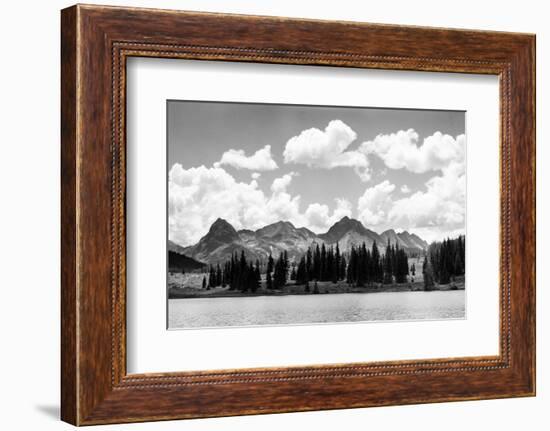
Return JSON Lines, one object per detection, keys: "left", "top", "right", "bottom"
{"left": 170, "top": 126, "right": 467, "bottom": 245}
{"left": 357, "top": 180, "right": 396, "bottom": 227}
{"left": 270, "top": 173, "right": 295, "bottom": 194}
{"left": 266, "top": 173, "right": 304, "bottom": 224}
{"left": 169, "top": 165, "right": 348, "bottom": 246}
{"left": 360, "top": 129, "right": 465, "bottom": 174}
{"left": 353, "top": 130, "right": 466, "bottom": 241}
{"left": 216, "top": 144, "right": 278, "bottom": 171}
{"left": 169, "top": 164, "right": 266, "bottom": 246}
{"left": 305, "top": 198, "right": 353, "bottom": 232}
{"left": 357, "top": 160, "right": 465, "bottom": 242}
{"left": 283, "top": 120, "right": 370, "bottom": 181}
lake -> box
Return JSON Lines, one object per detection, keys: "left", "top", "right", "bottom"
{"left": 168, "top": 290, "right": 465, "bottom": 329}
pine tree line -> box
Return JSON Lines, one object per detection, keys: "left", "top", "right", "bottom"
{"left": 203, "top": 236, "right": 433, "bottom": 292}
{"left": 294, "top": 243, "right": 346, "bottom": 285}
{"left": 422, "top": 257, "right": 435, "bottom": 290}
{"left": 207, "top": 263, "right": 222, "bottom": 288}
{"left": 267, "top": 251, "right": 289, "bottom": 290}
{"left": 205, "top": 250, "right": 261, "bottom": 292}
{"left": 346, "top": 239, "right": 409, "bottom": 286}
{"left": 346, "top": 242, "right": 381, "bottom": 286}
{"left": 427, "top": 235, "right": 465, "bottom": 284}
{"left": 206, "top": 250, "right": 291, "bottom": 292}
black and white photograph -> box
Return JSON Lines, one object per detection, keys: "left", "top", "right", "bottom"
{"left": 1, "top": 0, "right": 541, "bottom": 428}
{"left": 167, "top": 100, "right": 466, "bottom": 329}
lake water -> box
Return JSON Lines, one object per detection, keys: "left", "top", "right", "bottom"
{"left": 168, "top": 290, "right": 465, "bottom": 329}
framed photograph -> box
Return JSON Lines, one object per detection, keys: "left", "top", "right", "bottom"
{"left": 61, "top": 4, "right": 535, "bottom": 425}
{"left": 165, "top": 100, "right": 467, "bottom": 330}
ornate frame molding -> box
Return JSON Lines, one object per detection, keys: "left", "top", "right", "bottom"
{"left": 61, "top": 5, "right": 535, "bottom": 425}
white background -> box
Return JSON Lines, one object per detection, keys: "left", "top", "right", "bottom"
{"left": 127, "top": 59, "right": 499, "bottom": 373}
{"left": 0, "top": 0, "right": 547, "bottom": 430}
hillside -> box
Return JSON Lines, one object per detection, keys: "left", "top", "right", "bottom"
{"left": 168, "top": 249, "right": 206, "bottom": 273}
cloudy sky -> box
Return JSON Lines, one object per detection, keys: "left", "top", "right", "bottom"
{"left": 168, "top": 100, "right": 466, "bottom": 247}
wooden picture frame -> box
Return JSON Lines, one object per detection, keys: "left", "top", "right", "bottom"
{"left": 61, "top": 4, "right": 535, "bottom": 425}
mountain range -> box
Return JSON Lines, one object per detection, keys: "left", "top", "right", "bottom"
{"left": 173, "top": 216, "right": 428, "bottom": 266}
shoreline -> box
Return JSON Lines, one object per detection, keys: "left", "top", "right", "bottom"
{"left": 168, "top": 280, "right": 465, "bottom": 299}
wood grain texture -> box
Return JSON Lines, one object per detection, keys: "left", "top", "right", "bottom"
{"left": 60, "top": 5, "right": 78, "bottom": 425}
{"left": 60, "top": 4, "right": 535, "bottom": 425}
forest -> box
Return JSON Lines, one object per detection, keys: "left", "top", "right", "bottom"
{"left": 197, "top": 235, "right": 465, "bottom": 294}
{"left": 422, "top": 235, "right": 465, "bottom": 289}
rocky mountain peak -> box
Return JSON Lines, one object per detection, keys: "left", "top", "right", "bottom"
{"left": 205, "top": 218, "right": 239, "bottom": 242}
{"left": 183, "top": 217, "right": 428, "bottom": 265}
{"left": 319, "top": 216, "right": 369, "bottom": 243}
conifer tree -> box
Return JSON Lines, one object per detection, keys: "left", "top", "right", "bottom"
{"left": 383, "top": 239, "right": 393, "bottom": 284}
{"left": 320, "top": 244, "right": 327, "bottom": 281}
{"left": 228, "top": 253, "right": 236, "bottom": 290}
{"left": 306, "top": 248, "right": 313, "bottom": 281}
{"left": 267, "top": 253, "right": 274, "bottom": 274}
{"left": 335, "top": 243, "right": 341, "bottom": 280}
{"left": 243, "top": 262, "right": 255, "bottom": 293}
{"left": 313, "top": 244, "right": 321, "bottom": 281}
{"left": 273, "top": 252, "right": 287, "bottom": 289}
{"left": 296, "top": 256, "right": 307, "bottom": 285}
{"left": 394, "top": 246, "right": 409, "bottom": 284}
{"left": 426, "top": 236, "right": 465, "bottom": 284}
{"left": 215, "top": 264, "right": 222, "bottom": 286}
{"left": 371, "top": 241, "right": 382, "bottom": 283}
{"left": 454, "top": 252, "right": 464, "bottom": 276}
{"left": 208, "top": 265, "right": 215, "bottom": 288}
{"left": 340, "top": 255, "right": 347, "bottom": 282}
{"left": 254, "top": 260, "right": 261, "bottom": 292}
{"left": 331, "top": 249, "right": 338, "bottom": 284}
{"left": 290, "top": 266, "right": 297, "bottom": 281}
{"left": 239, "top": 250, "right": 247, "bottom": 274}
{"left": 346, "top": 245, "right": 356, "bottom": 285}
{"left": 423, "top": 256, "right": 435, "bottom": 290}
{"left": 222, "top": 261, "right": 230, "bottom": 287}
{"left": 361, "top": 243, "right": 369, "bottom": 285}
